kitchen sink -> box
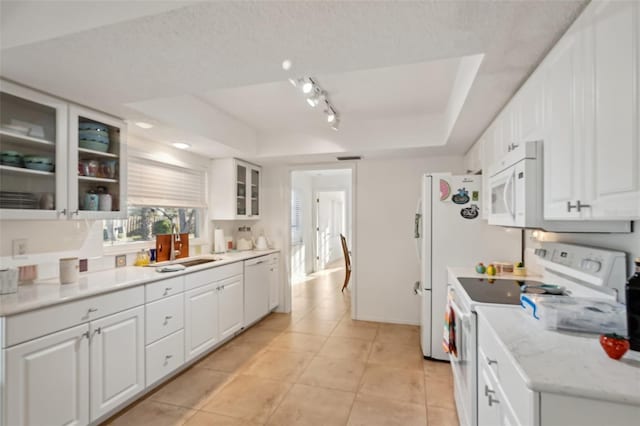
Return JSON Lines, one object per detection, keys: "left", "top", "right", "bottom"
{"left": 173, "top": 258, "right": 218, "bottom": 268}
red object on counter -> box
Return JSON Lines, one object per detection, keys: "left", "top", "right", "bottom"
{"left": 599, "top": 334, "right": 630, "bottom": 360}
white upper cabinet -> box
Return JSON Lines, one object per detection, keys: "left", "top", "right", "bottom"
{"left": 543, "top": 23, "right": 585, "bottom": 220}
{"left": 472, "top": 0, "right": 639, "bottom": 223}
{"left": 0, "top": 80, "right": 128, "bottom": 221}
{"left": 0, "top": 80, "right": 68, "bottom": 220}
{"left": 68, "top": 105, "right": 127, "bottom": 220}
{"left": 584, "top": 0, "right": 640, "bottom": 220}
{"left": 544, "top": 0, "right": 640, "bottom": 220}
{"left": 209, "top": 158, "right": 261, "bottom": 220}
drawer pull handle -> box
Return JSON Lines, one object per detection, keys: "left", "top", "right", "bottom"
{"left": 486, "top": 357, "right": 498, "bottom": 366}
{"left": 488, "top": 395, "right": 500, "bottom": 406}
{"left": 164, "top": 315, "right": 173, "bottom": 324}
{"left": 92, "top": 327, "right": 102, "bottom": 337}
{"left": 163, "top": 287, "right": 172, "bottom": 295}
{"left": 484, "top": 385, "right": 495, "bottom": 397}
{"left": 165, "top": 354, "right": 173, "bottom": 360}
{"left": 81, "top": 331, "right": 90, "bottom": 340}
{"left": 88, "top": 308, "right": 98, "bottom": 313}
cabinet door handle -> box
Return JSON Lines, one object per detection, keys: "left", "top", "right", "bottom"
{"left": 92, "top": 327, "right": 102, "bottom": 337}
{"left": 164, "top": 316, "right": 173, "bottom": 323}
{"left": 488, "top": 395, "right": 500, "bottom": 406}
{"left": 71, "top": 209, "right": 79, "bottom": 216}
{"left": 58, "top": 209, "right": 67, "bottom": 216}
{"left": 485, "top": 385, "right": 496, "bottom": 396}
{"left": 486, "top": 357, "right": 498, "bottom": 366}
{"left": 577, "top": 200, "right": 591, "bottom": 212}
{"left": 165, "top": 354, "right": 173, "bottom": 360}
{"left": 163, "top": 287, "right": 172, "bottom": 296}
{"left": 81, "top": 331, "right": 90, "bottom": 340}
{"left": 567, "top": 201, "right": 578, "bottom": 212}
{"left": 88, "top": 308, "right": 98, "bottom": 313}
{"left": 255, "top": 260, "right": 265, "bottom": 265}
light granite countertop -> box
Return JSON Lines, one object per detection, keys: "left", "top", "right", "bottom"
{"left": 476, "top": 305, "right": 640, "bottom": 405}
{"left": 447, "top": 266, "right": 543, "bottom": 282}
{"left": 0, "top": 249, "right": 279, "bottom": 316}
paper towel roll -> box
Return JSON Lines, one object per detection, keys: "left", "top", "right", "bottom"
{"left": 214, "top": 229, "right": 226, "bottom": 253}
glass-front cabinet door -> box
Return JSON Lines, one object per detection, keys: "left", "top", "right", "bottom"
{"left": 236, "top": 162, "right": 247, "bottom": 217}
{"left": 0, "top": 80, "right": 68, "bottom": 220}
{"left": 250, "top": 166, "right": 260, "bottom": 217}
{"left": 68, "top": 105, "right": 127, "bottom": 219}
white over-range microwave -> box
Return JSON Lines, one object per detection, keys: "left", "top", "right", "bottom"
{"left": 488, "top": 141, "right": 542, "bottom": 228}
{"left": 487, "top": 141, "right": 630, "bottom": 232}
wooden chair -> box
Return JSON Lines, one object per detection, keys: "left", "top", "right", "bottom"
{"left": 340, "top": 234, "right": 351, "bottom": 292}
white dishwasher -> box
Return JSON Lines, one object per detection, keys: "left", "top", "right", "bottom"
{"left": 244, "top": 257, "right": 270, "bottom": 326}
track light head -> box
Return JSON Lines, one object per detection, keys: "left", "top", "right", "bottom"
{"left": 301, "top": 81, "right": 313, "bottom": 94}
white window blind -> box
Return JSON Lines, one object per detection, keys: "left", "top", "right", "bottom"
{"left": 291, "top": 189, "right": 303, "bottom": 244}
{"left": 128, "top": 156, "right": 206, "bottom": 208}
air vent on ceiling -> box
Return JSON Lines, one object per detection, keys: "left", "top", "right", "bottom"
{"left": 336, "top": 156, "right": 361, "bottom": 161}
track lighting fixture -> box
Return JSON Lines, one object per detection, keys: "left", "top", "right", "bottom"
{"left": 288, "top": 76, "right": 341, "bottom": 130}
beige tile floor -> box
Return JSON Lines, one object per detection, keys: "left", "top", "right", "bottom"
{"left": 105, "top": 265, "right": 459, "bottom": 425}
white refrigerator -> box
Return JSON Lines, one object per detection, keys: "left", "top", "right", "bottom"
{"left": 417, "top": 173, "right": 521, "bottom": 360}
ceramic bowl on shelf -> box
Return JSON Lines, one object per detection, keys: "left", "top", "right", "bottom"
{"left": 1, "top": 151, "right": 23, "bottom": 167}
{"left": 79, "top": 121, "right": 109, "bottom": 132}
{"left": 79, "top": 139, "right": 110, "bottom": 153}
{"left": 79, "top": 129, "right": 110, "bottom": 144}
{"left": 23, "top": 155, "right": 54, "bottom": 172}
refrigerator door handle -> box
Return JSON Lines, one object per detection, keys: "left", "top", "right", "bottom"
{"left": 414, "top": 213, "right": 421, "bottom": 239}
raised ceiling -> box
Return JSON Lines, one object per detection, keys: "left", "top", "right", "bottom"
{"left": 0, "top": 0, "right": 587, "bottom": 163}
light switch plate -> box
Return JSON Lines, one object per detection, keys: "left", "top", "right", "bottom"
{"left": 115, "top": 254, "right": 127, "bottom": 268}
{"left": 12, "top": 239, "right": 27, "bottom": 259}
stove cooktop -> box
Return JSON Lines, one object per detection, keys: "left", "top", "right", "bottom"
{"left": 456, "top": 277, "right": 553, "bottom": 305}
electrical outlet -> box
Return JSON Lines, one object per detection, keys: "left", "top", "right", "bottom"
{"left": 12, "top": 239, "right": 27, "bottom": 259}
{"left": 115, "top": 254, "right": 127, "bottom": 268}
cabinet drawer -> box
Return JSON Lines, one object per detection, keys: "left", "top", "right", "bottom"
{"left": 146, "top": 329, "right": 185, "bottom": 387}
{"left": 145, "top": 276, "right": 184, "bottom": 303}
{"left": 5, "top": 286, "right": 144, "bottom": 347}
{"left": 146, "top": 294, "right": 184, "bottom": 344}
{"left": 478, "top": 313, "right": 536, "bottom": 425}
{"left": 184, "top": 262, "right": 243, "bottom": 290}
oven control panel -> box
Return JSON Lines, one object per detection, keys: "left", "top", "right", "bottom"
{"left": 535, "top": 242, "right": 627, "bottom": 302}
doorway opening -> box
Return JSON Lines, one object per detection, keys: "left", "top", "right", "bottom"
{"left": 289, "top": 167, "right": 353, "bottom": 319}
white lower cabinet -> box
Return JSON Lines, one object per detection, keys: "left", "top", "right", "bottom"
{"left": 185, "top": 283, "right": 220, "bottom": 361}
{"left": 89, "top": 306, "right": 145, "bottom": 421}
{"left": 5, "top": 324, "right": 90, "bottom": 426}
{"left": 478, "top": 348, "right": 520, "bottom": 426}
{"left": 146, "top": 330, "right": 185, "bottom": 387}
{"left": 1, "top": 256, "right": 276, "bottom": 426}
{"left": 218, "top": 274, "right": 244, "bottom": 340}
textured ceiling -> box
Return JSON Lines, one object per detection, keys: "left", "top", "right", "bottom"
{"left": 0, "top": 0, "right": 588, "bottom": 162}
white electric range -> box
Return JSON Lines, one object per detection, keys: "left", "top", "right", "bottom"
{"left": 446, "top": 242, "right": 626, "bottom": 426}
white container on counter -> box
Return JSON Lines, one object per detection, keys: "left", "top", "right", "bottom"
{"left": 0, "top": 268, "right": 18, "bottom": 294}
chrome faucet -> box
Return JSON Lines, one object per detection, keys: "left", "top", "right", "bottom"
{"left": 170, "top": 221, "right": 181, "bottom": 261}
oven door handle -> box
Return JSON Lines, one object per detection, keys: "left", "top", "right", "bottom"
{"left": 448, "top": 297, "right": 470, "bottom": 363}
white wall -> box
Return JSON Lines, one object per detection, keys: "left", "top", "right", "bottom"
{"left": 260, "top": 155, "right": 465, "bottom": 323}
{"left": 355, "top": 156, "right": 465, "bottom": 324}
